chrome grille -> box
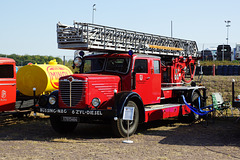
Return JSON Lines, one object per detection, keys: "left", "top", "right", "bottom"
{"left": 59, "top": 79, "right": 87, "bottom": 107}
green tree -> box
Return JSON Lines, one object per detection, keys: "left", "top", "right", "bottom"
{"left": 0, "top": 54, "right": 65, "bottom": 66}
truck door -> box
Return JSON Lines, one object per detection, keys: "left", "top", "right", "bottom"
{"left": 0, "top": 63, "right": 16, "bottom": 112}
{"left": 151, "top": 59, "right": 161, "bottom": 103}
{"left": 133, "top": 58, "right": 161, "bottom": 105}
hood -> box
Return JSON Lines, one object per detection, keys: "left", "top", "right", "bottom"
{"left": 58, "top": 74, "right": 121, "bottom": 109}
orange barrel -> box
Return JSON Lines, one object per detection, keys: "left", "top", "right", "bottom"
{"left": 16, "top": 59, "right": 72, "bottom": 96}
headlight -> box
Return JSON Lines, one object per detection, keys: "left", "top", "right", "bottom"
{"left": 49, "top": 96, "right": 56, "bottom": 105}
{"left": 74, "top": 57, "right": 82, "bottom": 67}
{"left": 92, "top": 98, "right": 101, "bottom": 108}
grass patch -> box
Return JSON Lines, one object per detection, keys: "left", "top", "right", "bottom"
{"left": 200, "top": 60, "right": 240, "bottom": 66}
{"left": 199, "top": 76, "right": 240, "bottom": 105}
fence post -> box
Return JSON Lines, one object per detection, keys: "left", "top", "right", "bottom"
{"left": 213, "top": 64, "right": 215, "bottom": 76}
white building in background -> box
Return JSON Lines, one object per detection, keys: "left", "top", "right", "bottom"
{"left": 234, "top": 43, "right": 240, "bottom": 60}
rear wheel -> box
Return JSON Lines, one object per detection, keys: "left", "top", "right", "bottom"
{"left": 179, "top": 92, "right": 201, "bottom": 123}
{"left": 188, "top": 92, "right": 201, "bottom": 121}
{"left": 112, "top": 100, "right": 139, "bottom": 137}
{"left": 50, "top": 115, "right": 78, "bottom": 134}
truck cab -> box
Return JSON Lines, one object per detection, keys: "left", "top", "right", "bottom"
{"left": 0, "top": 58, "right": 16, "bottom": 112}
{"left": 80, "top": 53, "right": 162, "bottom": 105}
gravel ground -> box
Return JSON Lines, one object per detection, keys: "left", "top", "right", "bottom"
{"left": 1, "top": 113, "right": 240, "bottom": 160}
{"left": 1, "top": 76, "right": 240, "bottom": 160}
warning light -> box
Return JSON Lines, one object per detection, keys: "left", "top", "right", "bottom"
{"left": 128, "top": 50, "right": 134, "bottom": 56}
{"left": 79, "top": 51, "right": 85, "bottom": 57}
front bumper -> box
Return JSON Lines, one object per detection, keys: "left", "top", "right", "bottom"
{"left": 37, "top": 107, "right": 114, "bottom": 120}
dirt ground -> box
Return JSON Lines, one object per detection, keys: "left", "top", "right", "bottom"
{"left": 1, "top": 113, "right": 240, "bottom": 160}
{"left": 1, "top": 76, "right": 240, "bottom": 160}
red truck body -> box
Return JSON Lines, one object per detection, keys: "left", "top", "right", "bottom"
{"left": 39, "top": 53, "right": 205, "bottom": 137}
{"left": 0, "top": 58, "right": 16, "bottom": 112}
{"left": 37, "top": 22, "right": 206, "bottom": 137}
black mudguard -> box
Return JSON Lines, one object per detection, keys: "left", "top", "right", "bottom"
{"left": 39, "top": 90, "right": 59, "bottom": 108}
{"left": 113, "top": 91, "right": 145, "bottom": 123}
{"left": 191, "top": 89, "right": 201, "bottom": 103}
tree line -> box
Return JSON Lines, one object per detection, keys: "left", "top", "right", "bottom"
{"left": 1, "top": 54, "right": 64, "bottom": 66}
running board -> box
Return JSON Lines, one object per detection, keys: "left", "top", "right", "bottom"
{"left": 145, "top": 103, "right": 186, "bottom": 111}
{"left": 144, "top": 103, "right": 191, "bottom": 122}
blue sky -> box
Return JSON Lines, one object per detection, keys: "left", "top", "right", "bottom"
{"left": 1, "top": 0, "right": 239, "bottom": 60}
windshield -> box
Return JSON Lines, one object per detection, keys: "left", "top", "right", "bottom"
{"left": 83, "top": 57, "right": 130, "bottom": 74}
{"left": 106, "top": 58, "right": 130, "bottom": 73}
{"left": 83, "top": 58, "right": 105, "bottom": 73}
{"left": 201, "top": 50, "right": 212, "bottom": 56}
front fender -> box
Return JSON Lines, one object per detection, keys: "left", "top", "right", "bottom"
{"left": 39, "top": 90, "right": 59, "bottom": 108}
{"left": 113, "top": 91, "right": 145, "bottom": 123}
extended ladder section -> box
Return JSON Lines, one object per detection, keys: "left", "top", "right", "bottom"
{"left": 57, "top": 21, "right": 200, "bottom": 58}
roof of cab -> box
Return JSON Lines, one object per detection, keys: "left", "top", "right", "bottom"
{"left": 0, "top": 58, "right": 15, "bottom": 64}
{"left": 84, "top": 52, "right": 161, "bottom": 59}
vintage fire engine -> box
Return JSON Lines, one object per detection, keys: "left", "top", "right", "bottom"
{"left": 38, "top": 22, "right": 206, "bottom": 137}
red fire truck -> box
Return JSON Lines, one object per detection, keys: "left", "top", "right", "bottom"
{"left": 0, "top": 58, "right": 16, "bottom": 112}
{"left": 38, "top": 22, "right": 206, "bottom": 137}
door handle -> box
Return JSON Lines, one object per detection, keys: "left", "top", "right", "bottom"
{"left": 146, "top": 77, "right": 150, "bottom": 80}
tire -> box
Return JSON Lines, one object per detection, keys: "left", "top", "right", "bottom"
{"left": 179, "top": 92, "right": 201, "bottom": 123}
{"left": 50, "top": 115, "right": 78, "bottom": 134}
{"left": 188, "top": 92, "right": 201, "bottom": 122}
{"left": 112, "top": 100, "right": 139, "bottom": 137}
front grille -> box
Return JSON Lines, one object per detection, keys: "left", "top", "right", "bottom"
{"left": 59, "top": 79, "right": 87, "bottom": 107}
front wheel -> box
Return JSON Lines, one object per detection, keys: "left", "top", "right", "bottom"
{"left": 50, "top": 115, "right": 78, "bottom": 134}
{"left": 112, "top": 100, "right": 139, "bottom": 137}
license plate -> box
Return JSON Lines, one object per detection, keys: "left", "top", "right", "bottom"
{"left": 61, "top": 116, "right": 79, "bottom": 122}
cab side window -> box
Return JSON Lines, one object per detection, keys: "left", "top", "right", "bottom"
{"left": 154, "top": 60, "right": 160, "bottom": 74}
{"left": 134, "top": 59, "right": 148, "bottom": 73}
{"left": 0, "top": 65, "right": 14, "bottom": 78}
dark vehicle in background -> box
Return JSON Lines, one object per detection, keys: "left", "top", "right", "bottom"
{"left": 201, "top": 50, "right": 214, "bottom": 61}
{"left": 216, "top": 45, "right": 232, "bottom": 61}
